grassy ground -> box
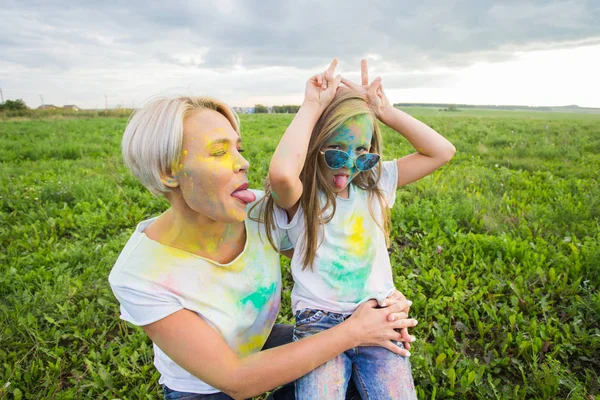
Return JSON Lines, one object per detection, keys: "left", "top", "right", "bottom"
{"left": 1, "top": 110, "right": 599, "bottom": 399}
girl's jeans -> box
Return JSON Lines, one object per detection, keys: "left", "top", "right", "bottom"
{"left": 162, "top": 324, "right": 361, "bottom": 400}
{"left": 294, "top": 309, "right": 417, "bottom": 400}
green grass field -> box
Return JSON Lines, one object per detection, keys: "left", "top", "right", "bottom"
{"left": 1, "top": 110, "right": 599, "bottom": 399}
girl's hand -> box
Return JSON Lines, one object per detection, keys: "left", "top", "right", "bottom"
{"left": 341, "top": 59, "right": 391, "bottom": 118}
{"left": 380, "top": 290, "right": 415, "bottom": 351}
{"left": 347, "top": 299, "right": 417, "bottom": 356}
{"left": 304, "top": 58, "right": 343, "bottom": 111}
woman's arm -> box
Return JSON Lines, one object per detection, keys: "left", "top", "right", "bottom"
{"left": 144, "top": 299, "right": 415, "bottom": 400}
{"left": 342, "top": 59, "right": 456, "bottom": 188}
{"left": 269, "top": 59, "right": 342, "bottom": 215}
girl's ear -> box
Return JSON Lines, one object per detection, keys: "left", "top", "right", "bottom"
{"left": 161, "top": 174, "right": 180, "bottom": 188}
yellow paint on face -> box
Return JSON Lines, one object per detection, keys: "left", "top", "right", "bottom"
{"left": 175, "top": 116, "right": 249, "bottom": 223}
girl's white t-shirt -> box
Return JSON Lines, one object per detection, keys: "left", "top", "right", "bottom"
{"left": 274, "top": 161, "right": 399, "bottom": 314}
{"left": 109, "top": 190, "right": 291, "bottom": 394}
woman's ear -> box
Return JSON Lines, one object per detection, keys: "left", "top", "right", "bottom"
{"left": 161, "top": 174, "right": 180, "bottom": 188}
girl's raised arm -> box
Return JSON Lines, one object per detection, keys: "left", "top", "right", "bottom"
{"left": 269, "top": 59, "right": 342, "bottom": 215}
{"left": 342, "top": 59, "right": 456, "bottom": 189}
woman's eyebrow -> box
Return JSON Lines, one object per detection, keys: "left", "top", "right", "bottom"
{"left": 207, "top": 138, "right": 229, "bottom": 147}
{"left": 207, "top": 138, "right": 242, "bottom": 146}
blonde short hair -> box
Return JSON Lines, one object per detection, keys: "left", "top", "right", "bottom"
{"left": 122, "top": 96, "right": 239, "bottom": 195}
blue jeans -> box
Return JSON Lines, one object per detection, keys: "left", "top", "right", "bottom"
{"left": 294, "top": 309, "right": 417, "bottom": 400}
{"left": 162, "top": 324, "right": 360, "bottom": 400}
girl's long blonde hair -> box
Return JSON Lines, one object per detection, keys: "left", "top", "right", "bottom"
{"left": 257, "top": 88, "right": 391, "bottom": 269}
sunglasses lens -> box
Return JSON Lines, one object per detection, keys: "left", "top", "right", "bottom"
{"left": 356, "top": 154, "right": 380, "bottom": 171}
{"left": 324, "top": 150, "right": 349, "bottom": 169}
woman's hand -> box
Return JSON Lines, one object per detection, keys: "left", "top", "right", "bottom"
{"left": 346, "top": 299, "right": 417, "bottom": 356}
{"left": 341, "top": 59, "right": 391, "bottom": 118}
{"left": 380, "top": 290, "right": 415, "bottom": 351}
{"left": 304, "top": 58, "right": 343, "bottom": 111}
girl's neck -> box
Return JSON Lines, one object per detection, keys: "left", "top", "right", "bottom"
{"left": 337, "top": 185, "right": 350, "bottom": 199}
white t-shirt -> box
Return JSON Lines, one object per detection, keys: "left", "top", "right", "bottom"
{"left": 275, "top": 161, "right": 399, "bottom": 314}
{"left": 109, "top": 190, "right": 291, "bottom": 394}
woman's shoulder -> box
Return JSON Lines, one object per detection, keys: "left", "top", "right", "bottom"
{"left": 108, "top": 217, "right": 167, "bottom": 285}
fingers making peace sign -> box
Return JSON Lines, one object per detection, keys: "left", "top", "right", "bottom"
{"left": 304, "top": 58, "right": 343, "bottom": 111}
{"left": 341, "top": 59, "right": 391, "bottom": 117}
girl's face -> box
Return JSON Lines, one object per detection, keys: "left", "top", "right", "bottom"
{"left": 173, "top": 109, "right": 254, "bottom": 223}
{"left": 319, "top": 114, "right": 374, "bottom": 198}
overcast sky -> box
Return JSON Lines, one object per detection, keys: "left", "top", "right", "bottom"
{"left": 2, "top": 0, "right": 599, "bottom": 109}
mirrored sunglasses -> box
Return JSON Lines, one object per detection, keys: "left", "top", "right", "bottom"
{"left": 320, "top": 149, "right": 381, "bottom": 171}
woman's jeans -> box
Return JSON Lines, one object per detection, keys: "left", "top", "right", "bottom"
{"left": 294, "top": 309, "right": 417, "bottom": 400}
{"left": 162, "top": 324, "right": 361, "bottom": 400}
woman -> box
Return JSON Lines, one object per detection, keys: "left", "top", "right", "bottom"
{"left": 108, "top": 94, "right": 417, "bottom": 399}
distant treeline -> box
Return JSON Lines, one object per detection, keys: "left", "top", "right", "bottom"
{"left": 0, "top": 99, "right": 29, "bottom": 112}
{"left": 254, "top": 104, "right": 301, "bottom": 113}
{"left": 1, "top": 107, "right": 134, "bottom": 119}
{"left": 393, "top": 103, "right": 600, "bottom": 113}
{"left": 272, "top": 105, "right": 300, "bottom": 113}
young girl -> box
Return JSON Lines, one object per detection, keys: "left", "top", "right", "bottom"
{"left": 264, "top": 59, "right": 456, "bottom": 399}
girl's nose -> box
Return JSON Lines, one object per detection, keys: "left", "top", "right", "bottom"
{"left": 344, "top": 156, "right": 355, "bottom": 169}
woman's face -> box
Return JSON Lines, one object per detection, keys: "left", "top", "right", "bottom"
{"left": 319, "top": 114, "right": 374, "bottom": 197}
{"left": 172, "top": 109, "right": 254, "bottom": 223}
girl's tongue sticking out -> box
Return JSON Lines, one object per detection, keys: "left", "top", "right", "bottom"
{"left": 333, "top": 174, "right": 348, "bottom": 189}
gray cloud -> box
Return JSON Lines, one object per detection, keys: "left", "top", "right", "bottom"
{"left": 1, "top": 0, "right": 599, "bottom": 107}
{"left": 3, "top": 0, "right": 599, "bottom": 70}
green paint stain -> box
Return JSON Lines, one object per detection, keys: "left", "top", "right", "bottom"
{"left": 320, "top": 251, "right": 372, "bottom": 302}
{"left": 240, "top": 282, "right": 277, "bottom": 310}
{"left": 270, "top": 188, "right": 280, "bottom": 202}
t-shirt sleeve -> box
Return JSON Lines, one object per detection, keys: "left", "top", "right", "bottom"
{"left": 248, "top": 189, "right": 294, "bottom": 251}
{"left": 273, "top": 203, "right": 303, "bottom": 230}
{"left": 379, "top": 160, "right": 399, "bottom": 207}
{"left": 109, "top": 273, "right": 184, "bottom": 327}
{"left": 269, "top": 206, "right": 295, "bottom": 251}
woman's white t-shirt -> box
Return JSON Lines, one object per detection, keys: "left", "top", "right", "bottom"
{"left": 109, "top": 190, "right": 291, "bottom": 394}
{"left": 274, "top": 161, "right": 399, "bottom": 314}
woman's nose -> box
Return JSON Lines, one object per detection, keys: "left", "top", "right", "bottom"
{"left": 233, "top": 152, "right": 250, "bottom": 172}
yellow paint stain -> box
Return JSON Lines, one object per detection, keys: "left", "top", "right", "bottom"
{"left": 347, "top": 214, "right": 368, "bottom": 257}
{"left": 143, "top": 246, "right": 189, "bottom": 280}
{"left": 212, "top": 258, "right": 246, "bottom": 275}
{"left": 237, "top": 332, "right": 269, "bottom": 357}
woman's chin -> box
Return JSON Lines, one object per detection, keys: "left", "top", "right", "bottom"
{"left": 232, "top": 211, "right": 247, "bottom": 222}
